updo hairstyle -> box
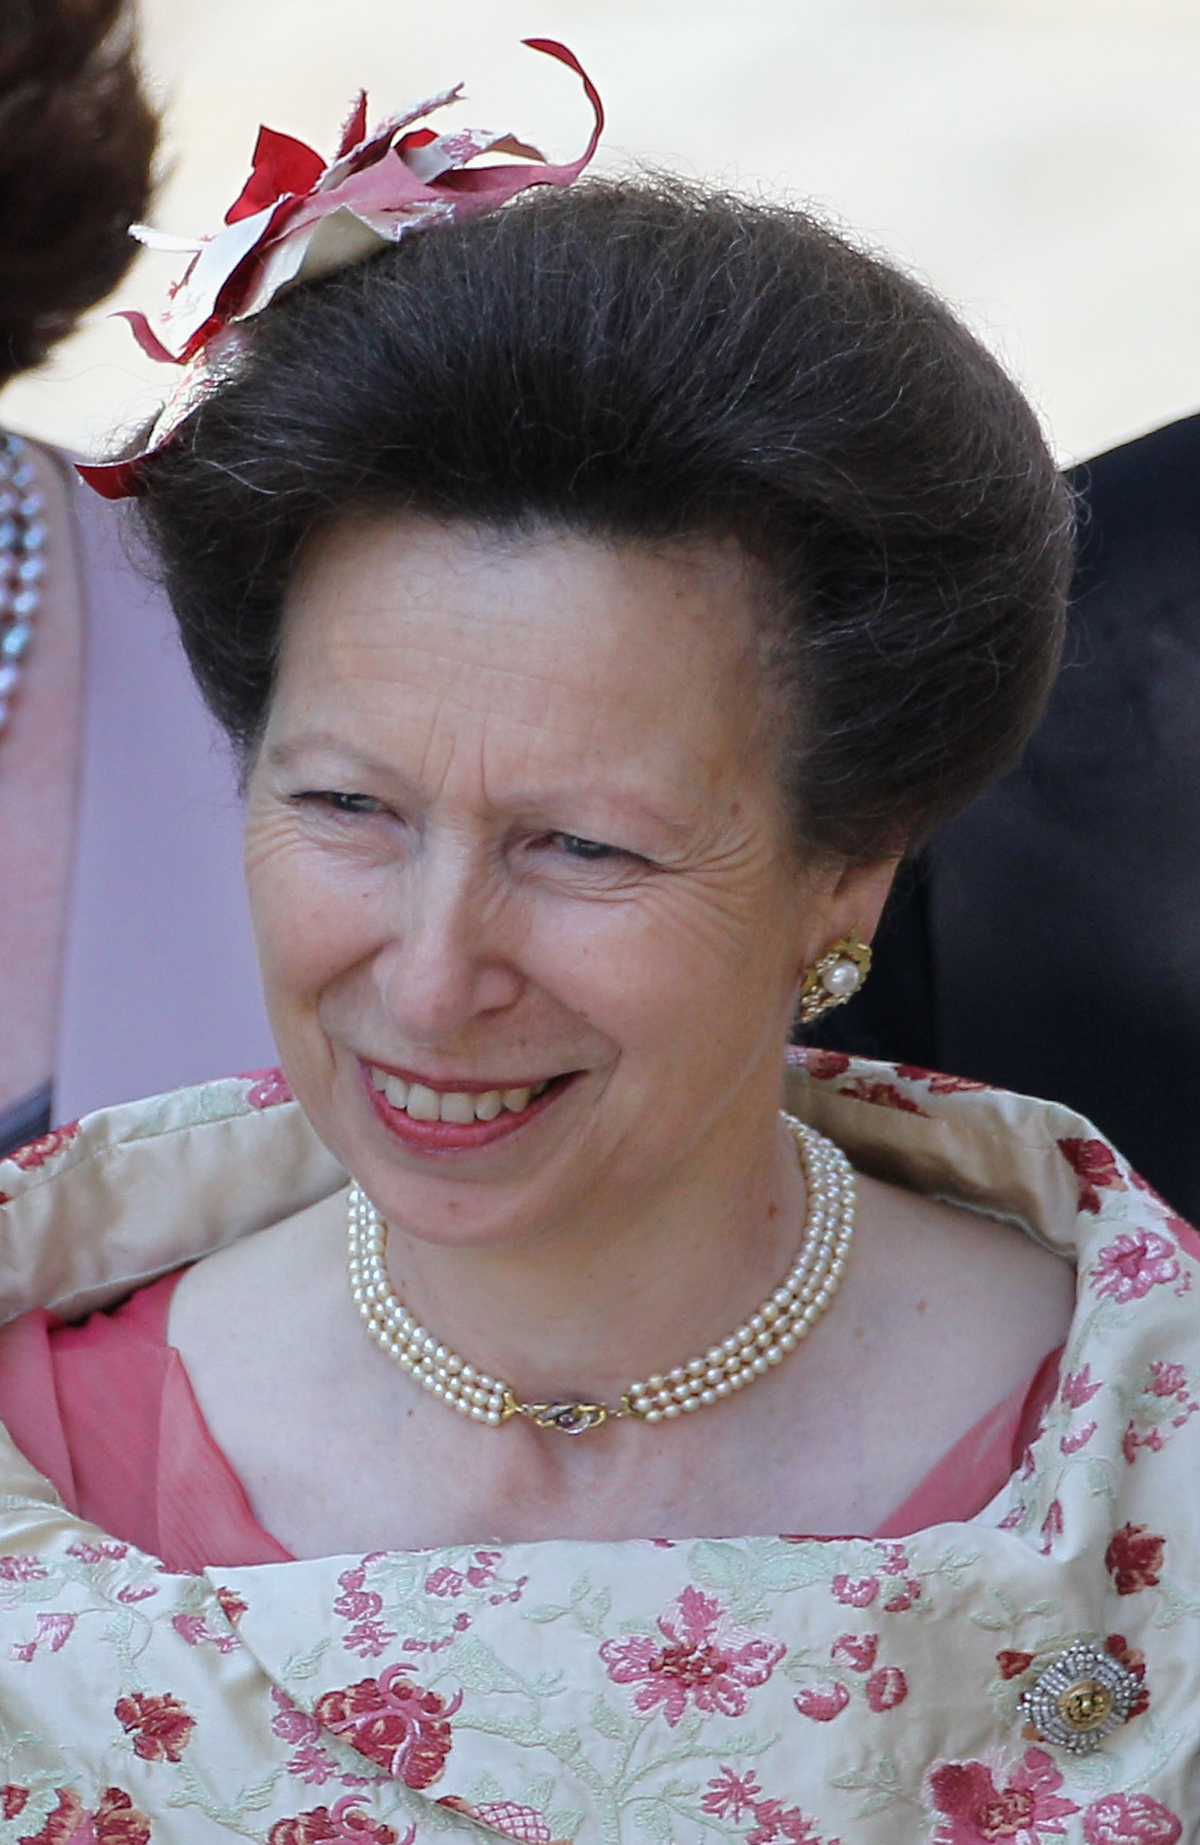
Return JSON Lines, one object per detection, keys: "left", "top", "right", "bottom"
{"left": 0, "top": 0, "right": 158, "bottom": 382}
{"left": 136, "top": 179, "right": 1074, "bottom": 862}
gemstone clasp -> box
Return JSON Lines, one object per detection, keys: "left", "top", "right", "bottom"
{"left": 518, "top": 1400, "right": 611, "bottom": 1435}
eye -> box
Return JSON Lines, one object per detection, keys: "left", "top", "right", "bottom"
{"left": 296, "top": 790, "right": 386, "bottom": 816}
{"left": 555, "top": 832, "right": 616, "bottom": 860}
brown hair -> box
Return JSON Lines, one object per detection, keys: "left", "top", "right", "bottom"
{"left": 0, "top": 0, "right": 158, "bottom": 382}
{"left": 136, "top": 178, "right": 1074, "bottom": 861}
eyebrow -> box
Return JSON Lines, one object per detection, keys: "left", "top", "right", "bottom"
{"left": 265, "top": 736, "right": 399, "bottom": 777}
{"left": 264, "top": 733, "right": 690, "bottom": 837}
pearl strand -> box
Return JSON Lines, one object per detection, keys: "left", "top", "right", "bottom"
{"left": 346, "top": 1115, "right": 855, "bottom": 1433}
{"left": 0, "top": 435, "right": 47, "bottom": 737}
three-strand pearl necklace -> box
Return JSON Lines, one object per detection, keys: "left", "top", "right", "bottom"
{"left": 0, "top": 435, "right": 46, "bottom": 737}
{"left": 346, "top": 1115, "right": 856, "bottom": 1435}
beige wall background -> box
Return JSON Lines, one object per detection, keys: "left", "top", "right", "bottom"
{"left": 4, "top": 0, "right": 1200, "bottom": 467}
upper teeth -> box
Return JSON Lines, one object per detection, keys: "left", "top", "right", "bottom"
{"left": 369, "top": 1068, "right": 549, "bottom": 1123}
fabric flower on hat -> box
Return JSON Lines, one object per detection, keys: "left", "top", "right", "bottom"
{"left": 80, "top": 39, "right": 603, "bottom": 499}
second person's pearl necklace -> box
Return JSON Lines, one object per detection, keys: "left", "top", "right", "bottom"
{"left": 347, "top": 1115, "right": 856, "bottom": 1434}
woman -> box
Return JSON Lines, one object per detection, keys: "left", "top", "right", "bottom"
{"left": 0, "top": 0, "right": 272, "bottom": 1155}
{"left": 0, "top": 55, "right": 1194, "bottom": 1845}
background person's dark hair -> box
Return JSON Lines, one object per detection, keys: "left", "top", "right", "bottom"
{"left": 0, "top": 0, "right": 158, "bottom": 383}
{"left": 136, "top": 178, "right": 1074, "bottom": 862}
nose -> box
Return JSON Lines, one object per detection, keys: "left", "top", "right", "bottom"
{"left": 373, "top": 835, "right": 524, "bottom": 1047}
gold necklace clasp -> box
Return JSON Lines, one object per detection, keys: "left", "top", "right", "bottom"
{"left": 516, "top": 1399, "right": 611, "bottom": 1435}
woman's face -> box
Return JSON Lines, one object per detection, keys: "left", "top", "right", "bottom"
{"left": 245, "top": 514, "right": 891, "bottom": 1249}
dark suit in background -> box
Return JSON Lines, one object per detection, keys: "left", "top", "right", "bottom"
{"left": 808, "top": 412, "right": 1200, "bottom": 1221}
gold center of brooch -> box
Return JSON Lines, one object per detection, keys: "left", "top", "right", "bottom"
{"left": 1056, "top": 1679, "right": 1114, "bottom": 1733}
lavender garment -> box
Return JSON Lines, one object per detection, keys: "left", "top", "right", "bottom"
{"left": 53, "top": 475, "right": 274, "bottom": 1120}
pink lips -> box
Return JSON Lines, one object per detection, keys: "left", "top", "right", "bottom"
{"left": 361, "top": 1062, "right": 571, "bottom": 1153}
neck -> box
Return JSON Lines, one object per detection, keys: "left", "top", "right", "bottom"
{"left": 374, "top": 1102, "right": 808, "bottom": 1408}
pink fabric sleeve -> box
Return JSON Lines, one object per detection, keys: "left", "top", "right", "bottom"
{"left": 0, "top": 1274, "right": 290, "bottom": 1571}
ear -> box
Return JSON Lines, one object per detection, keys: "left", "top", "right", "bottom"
{"left": 785, "top": 853, "right": 902, "bottom": 994}
{"left": 825, "top": 855, "right": 903, "bottom": 947}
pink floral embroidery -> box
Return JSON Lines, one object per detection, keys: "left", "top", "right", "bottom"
{"left": 1106, "top": 1523, "right": 1165, "bottom": 1595}
{"left": 865, "top": 1664, "right": 908, "bottom": 1711}
{"left": 0, "top": 1554, "right": 47, "bottom": 1582}
{"left": 268, "top": 1798, "right": 409, "bottom": 1845}
{"left": 243, "top": 1067, "right": 295, "bottom": 1109}
{"left": 215, "top": 1586, "right": 248, "bottom": 1624}
{"left": 1038, "top": 1500, "right": 1064, "bottom": 1555}
{"left": 440, "top": 1549, "right": 499, "bottom": 1593}
{"left": 1123, "top": 1424, "right": 1160, "bottom": 1463}
{"left": 333, "top": 1563, "right": 381, "bottom": 1620}
{"left": 838, "top": 1078, "right": 928, "bottom": 1115}
{"left": 796, "top": 1049, "right": 851, "bottom": 1080}
{"left": 1058, "top": 1138, "right": 1125, "bottom": 1214}
{"left": 314, "top": 1667, "right": 460, "bottom": 1788}
{"left": 438, "top": 1797, "right": 568, "bottom": 1843}
{"left": 997, "top": 1650, "right": 1035, "bottom": 1680}
{"left": 171, "top": 1612, "right": 240, "bottom": 1652}
{"left": 66, "top": 1539, "right": 129, "bottom": 1564}
{"left": 1091, "top": 1231, "right": 1179, "bottom": 1303}
{"left": 703, "top": 1768, "right": 764, "bottom": 1822}
{"left": 269, "top": 1689, "right": 368, "bottom": 1789}
{"left": 928, "top": 1748, "right": 1079, "bottom": 1844}
{"left": 16, "top": 1788, "right": 84, "bottom": 1845}
{"left": 701, "top": 1771, "right": 837, "bottom": 1845}
{"left": 1061, "top": 1366, "right": 1102, "bottom": 1408}
{"left": 895, "top": 1065, "right": 989, "bottom": 1094}
{"left": 746, "top": 1800, "right": 830, "bottom": 1844}
{"left": 600, "top": 1584, "right": 785, "bottom": 1727}
{"left": 830, "top": 1631, "right": 877, "bottom": 1672}
{"left": 5, "top": 1122, "right": 80, "bottom": 1171}
{"left": 1121, "top": 1360, "right": 1200, "bottom": 1461}
{"left": 1060, "top": 1420, "right": 1097, "bottom": 1454}
{"left": 20, "top": 1787, "right": 151, "bottom": 1845}
{"left": 332, "top": 1564, "right": 398, "bottom": 1657}
{"left": 831, "top": 1573, "right": 878, "bottom": 1607}
{"left": 793, "top": 1683, "right": 850, "bottom": 1722}
{"left": 1, "top": 1787, "right": 28, "bottom": 1820}
{"left": 347, "top": 1619, "right": 399, "bottom": 1659}
{"left": 1081, "top": 1793, "right": 1181, "bottom": 1845}
{"left": 115, "top": 1690, "right": 195, "bottom": 1763}
{"left": 1148, "top": 1360, "right": 1188, "bottom": 1396}
{"left": 882, "top": 1575, "right": 922, "bottom": 1612}
{"left": 8, "top": 1612, "right": 74, "bottom": 1662}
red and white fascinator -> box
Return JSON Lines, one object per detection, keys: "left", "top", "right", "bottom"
{"left": 79, "top": 40, "right": 603, "bottom": 499}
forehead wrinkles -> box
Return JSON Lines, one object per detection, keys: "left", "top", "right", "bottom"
{"left": 310, "top": 614, "right": 746, "bottom": 800}
{"left": 334, "top": 626, "right": 644, "bottom": 739}
{"left": 278, "top": 516, "right": 778, "bottom": 806}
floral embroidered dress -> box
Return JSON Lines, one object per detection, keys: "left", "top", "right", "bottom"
{"left": 0, "top": 1055, "right": 1195, "bottom": 1844}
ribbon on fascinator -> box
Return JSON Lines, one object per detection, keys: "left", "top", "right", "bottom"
{"left": 78, "top": 39, "right": 604, "bottom": 499}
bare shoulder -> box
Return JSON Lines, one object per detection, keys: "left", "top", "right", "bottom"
{"left": 857, "top": 1171, "right": 1076, "bottom": 1303}
{"left": 167, "top": 1189, "right": 354, "bottom": 1407}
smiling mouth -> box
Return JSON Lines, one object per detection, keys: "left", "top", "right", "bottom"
{"left": 366, "top": 1064, "right": 562, "bottom": 1126}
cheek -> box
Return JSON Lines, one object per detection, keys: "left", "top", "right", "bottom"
{"left": 523, "top": 871, "right": 807, "bottom": 1048}
{"left": 243, "top": 814, "right": 378, "bottom": 1011}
